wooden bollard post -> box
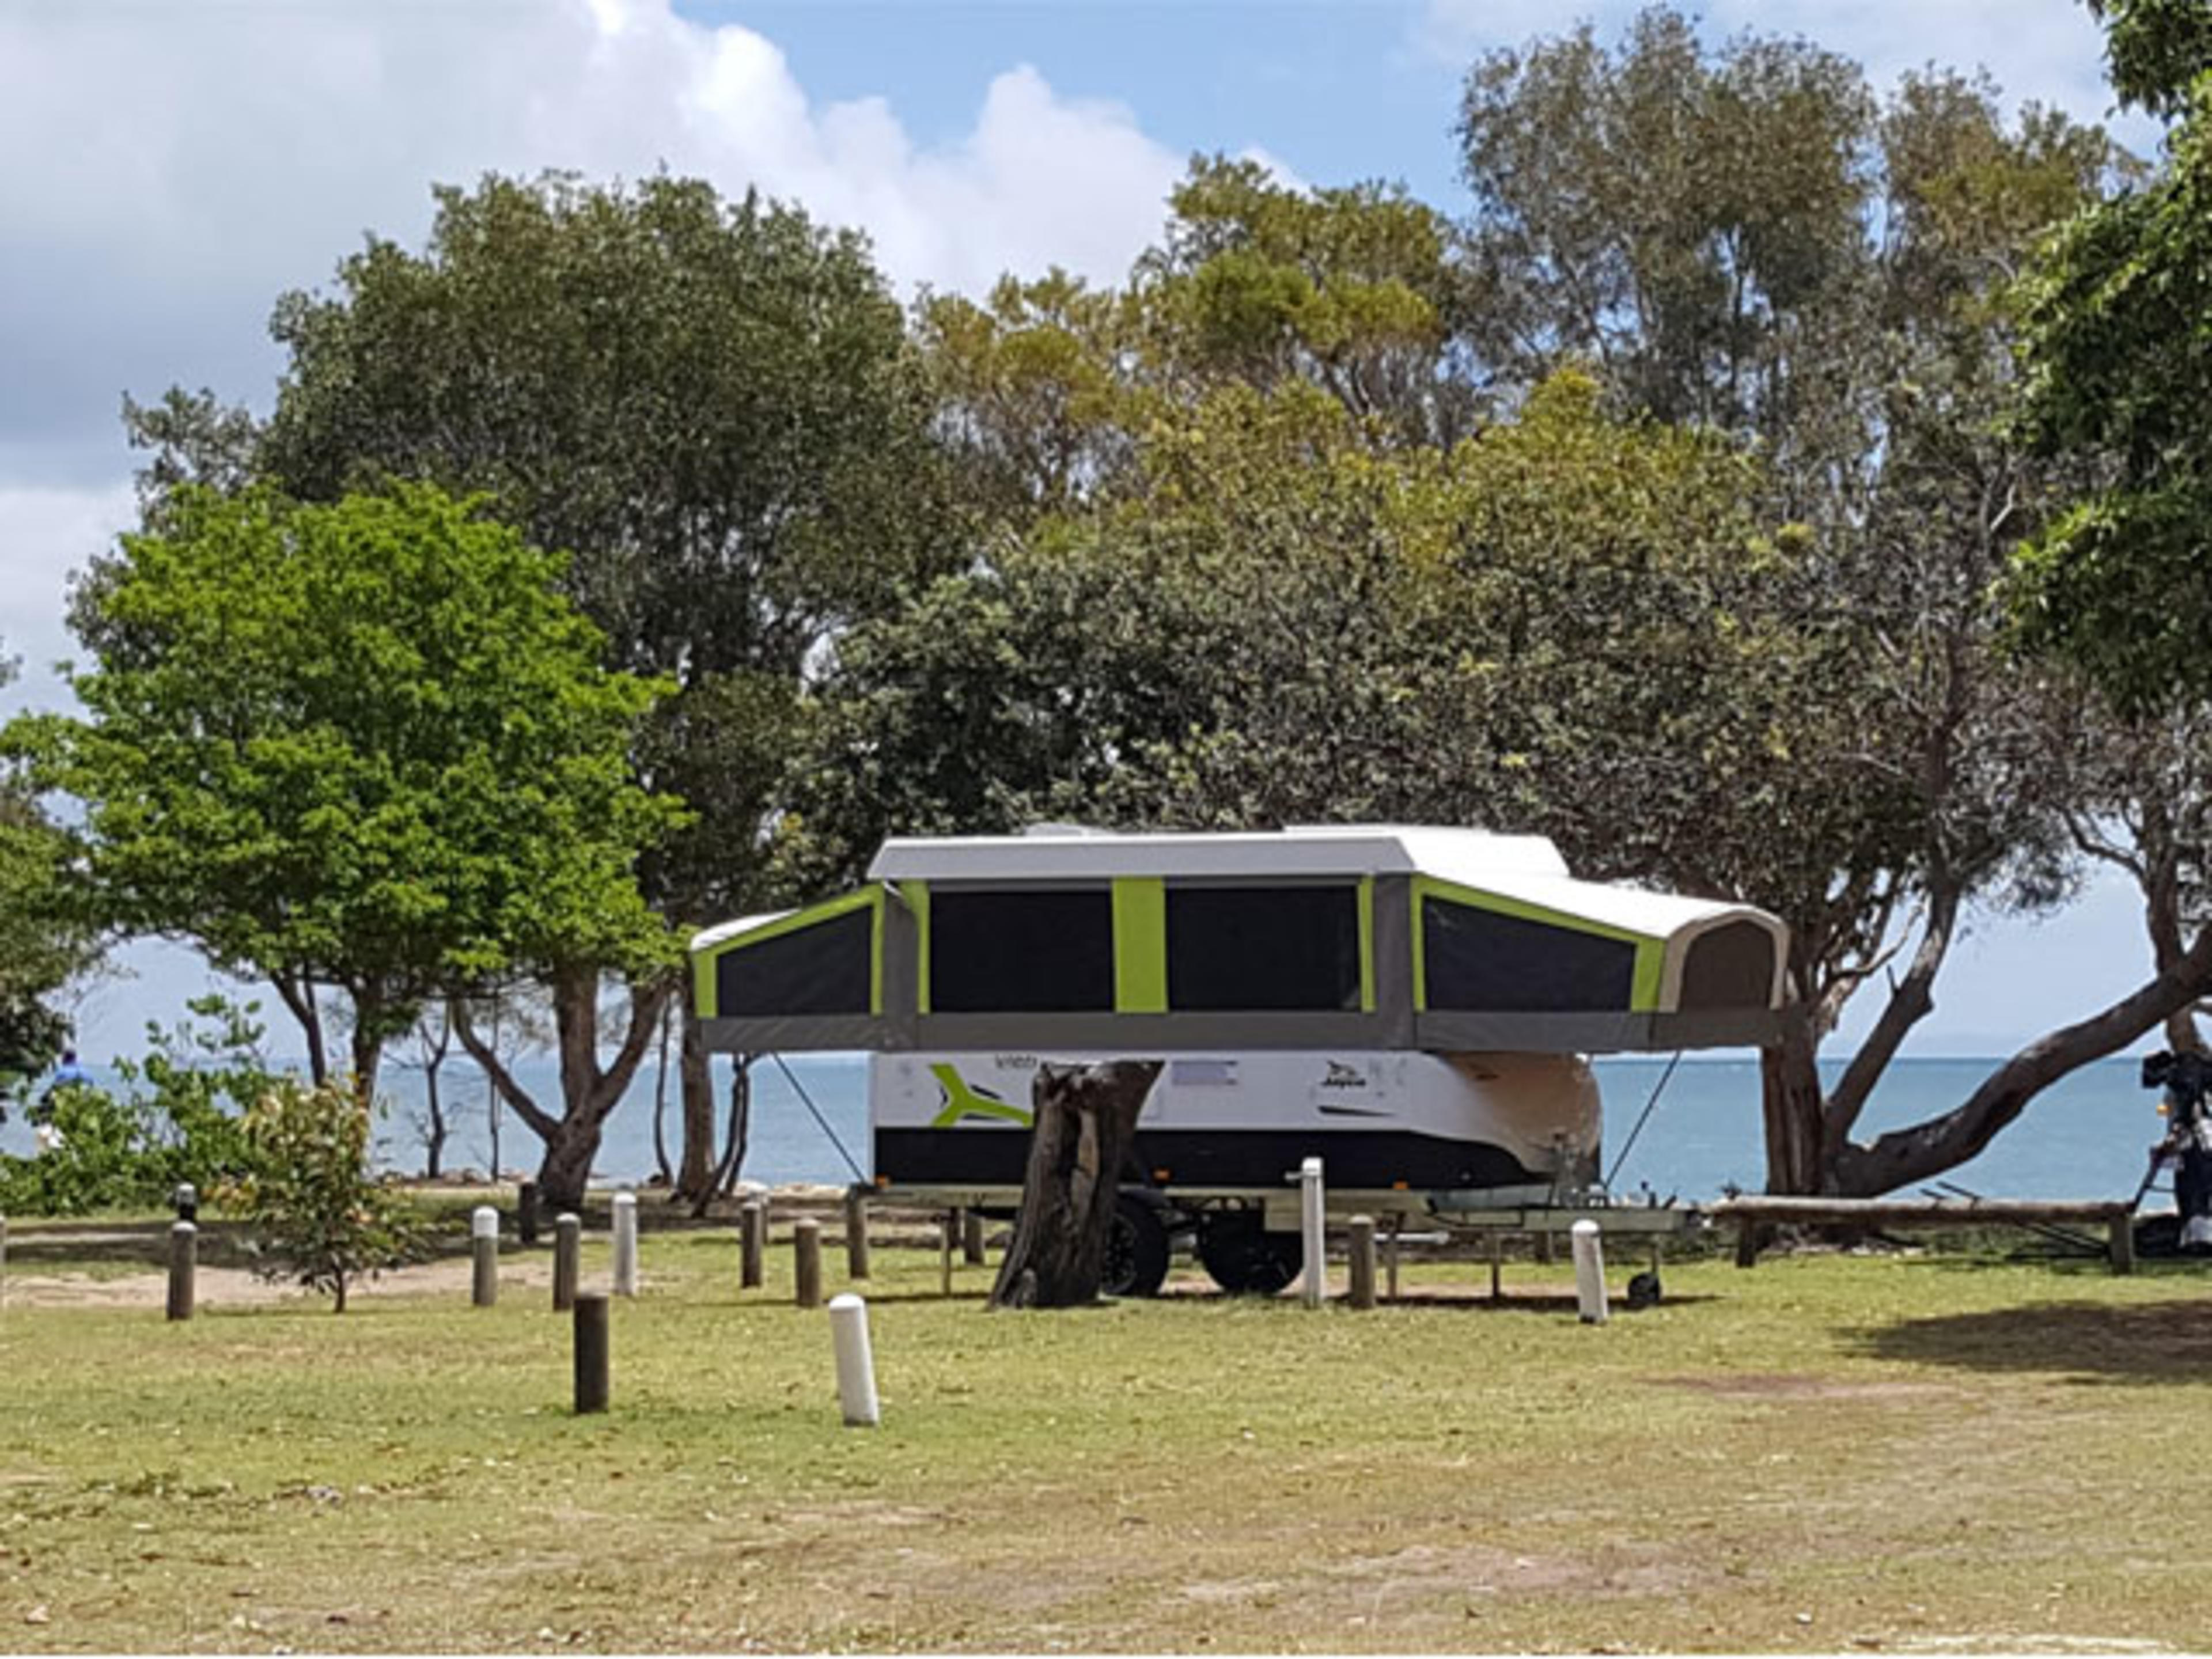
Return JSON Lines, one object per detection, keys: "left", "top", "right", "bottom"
{"left": 1384, "top": 1222, "right": 1402, "bottom": 1302}
{"left": 844, "top": 1188, "right": 871, "bottom": 1281}
{"left": 1347, "top": 1214, "right": 1377, "bottom": 1310}
{"left": 939, "top": 1214, "right": 954, "bottom": 1296}
{"left": 794, "top": 1217, "right": 823, "bottom": 1309}
{"left": 740, "top": 1199, "right": 765, "bottom": 1290}
{"left": 1535, "top": 1227, "right": 1554, "bottom": 1265}
{"left": 517, "top": 1181, "right": 540, "bottom": 1247}
{"left": 166, "top": 1220, "right": 196, "bottom": 1321}
{"left": 611, "top": 1191, "right": 639, "bottom": 1298}
{"left": 1734, "top": 1218, "right": 1761, "bottom": 1269}
{"left": 573, "top": 1293, "right": 609, "bottom": 1414}
{"left": 2110, "top": 1210, "right": 2136, "bottom": 1276}
{"left": 1489, "top": 1232, "right": 1503, "bottom": 1301}
{"left": 552, "top": 1213, "right": 581, "bottom": 1312}
{"left": 471, "top": 1205, "right": 499, "bottom": 1308}
{"left": 1, "top": 1213, "right": 9, "bottom": 1312}
{"left": 961, "top": 1208, "right": 986, "bottom": 1266}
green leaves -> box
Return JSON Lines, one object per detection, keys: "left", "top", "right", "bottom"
{"left": 2010, "top": 59, "right": 2212, "bottom": 711}
{"left": 219, "top": 1079, "right": 423, "bottom": 1311}
{"left": 3, "top": 484, "right": 681, "bottom": 1075}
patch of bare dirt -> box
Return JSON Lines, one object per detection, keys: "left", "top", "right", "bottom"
{"left": 0, "top": 1253, "right": 563, "bottom": 1311}
{"left": 1656, "top": 1372, "right": 1963, "bottom": 1402}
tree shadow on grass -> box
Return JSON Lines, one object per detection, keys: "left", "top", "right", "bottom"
{"left": 1850, "top": 1297, "right": 2212, "bottom": 1383}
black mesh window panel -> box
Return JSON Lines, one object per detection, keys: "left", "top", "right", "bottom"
{"left": 1166, "top": 885, "right": 1361, "bottom": 1011}
{"left": 1679, "top": 921, "right": 1776, "bottom": 1009}
{"left": 718, "top": 906, "right": 873, "bottom": 1016}
{"left": 1422, "top": 899, "right": 1636, "bottom": 1012}
{"left": 931, "top": 888, "right": 1114, "bottom": 1012}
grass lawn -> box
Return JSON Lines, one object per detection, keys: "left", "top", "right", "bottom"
{"left": 3, "top": 1223, "right": 2210, "bottom": 1653}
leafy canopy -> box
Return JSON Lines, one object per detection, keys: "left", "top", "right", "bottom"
{"left": 4, "top": 484, "right": 683, "bottom": 1073}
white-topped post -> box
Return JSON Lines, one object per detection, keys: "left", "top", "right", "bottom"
{"left": 1299, "top": 1156, "right": 1326, "bottom": 1309}
{"left": 471, "top": 1205, "right": 499, "bottom": 1308}
{"left": 611, "top": 1190, "right": 639, "bottom": 1298}
{"left": 1571, "top": 1218, "right": 1608, "bottom": 1324}
{"left": 828, "top": 1293, "right": 880, "bottom": 1427}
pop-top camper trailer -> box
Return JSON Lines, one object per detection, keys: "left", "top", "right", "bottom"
{"left": 690, "top": 825, "right": 1787, "bottom": 1294}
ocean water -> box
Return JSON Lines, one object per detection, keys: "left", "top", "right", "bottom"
{"left": 6, "top": 1051, "right": 2165, "bottom": 1203}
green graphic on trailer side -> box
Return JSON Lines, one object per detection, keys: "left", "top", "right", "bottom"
{"left": 929, "top": 1063, "right": 1035, "bottom": 1128}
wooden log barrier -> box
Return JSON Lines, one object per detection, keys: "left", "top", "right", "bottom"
{"left": 794, "top": 1217, "right": 823, "bottom": 1309}
{"left": 167, "top": 1220, "right": 196, "bottom": 1322}
{"left": 573, "top": 1293, "right": 609, "bottom": 1414}
{"left": 740, "top": 1199, "right": 766, "bottom": 1290}
{"left": 961, "top": 1208, "right": 986, "bottom": 1266}
{"left": 1347, "top": 1215, "right": 1377, "bottom": 1310}
{"left": 844, "top": 1188, "right": 871, "bottom": 1281}
{"left": 1710, "top": 1196, "right": 2139, "bottom": 1275}
{"left": 552, "top": 1213, "right": 581, "bottom": 1312}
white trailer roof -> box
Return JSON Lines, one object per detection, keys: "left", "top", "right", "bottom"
{"left": 865, "top": 824, "right": 1758, "bottom": 941}
{"left": 869, "top": 824, "right": 1567, "bottom": 882}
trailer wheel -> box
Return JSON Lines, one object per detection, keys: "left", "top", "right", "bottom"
{"left": 1103, "top": 1195, "right": 1172, "bottom": 1298}
{"left": 1197, "top": 1214, "right": 1301, "bottom": 1296}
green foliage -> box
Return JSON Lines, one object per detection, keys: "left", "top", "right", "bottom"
{"left": 0, "top": 997, "right": 268, "bottom": 1217}
{"left": 218, "top": 1077, "right": 422, "bottom": 1312}
{"left": 2089, "top": 0, "right": 2212, "bottom": 113}
{"left": 3, "top": 484, "right": 683, "bottom": 1085}
{"left": 2011, "top": 63, "right": 2212, "bottom": 711}
{"left": 257, "top": 171, "right": 955, "bottom": 926}
{"left": 0, "top": 646, "right": 100, "bottom": 1094}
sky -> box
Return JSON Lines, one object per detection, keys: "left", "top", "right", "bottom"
{"left": 0, "top": 0, "right": 2175, "bottom": 1062}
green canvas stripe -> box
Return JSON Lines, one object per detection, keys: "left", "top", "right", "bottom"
{"left": 1630, "top": 940, "right": 1664, "bottom": 1013}
{"left": 1358, "top": 877, "right": 1376, "bottom": 1013}
{"left": 1113, "top": 877, "right": 1168, "bottom": 1013}
{"left": 911, "top": 880, "right": 931, "bottom": 1013}
{"left": 928, "top": 1062, "right": 1033, "bottom": 1128}
{"left": 691, "top": 943, "right": 718, "bottom": 1019}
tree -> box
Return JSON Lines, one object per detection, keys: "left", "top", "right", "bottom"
{"left": 244, "top": 172, "right": 957, "bottom": 1207}
{"left": 2010, "top": 6, "right": 2212, "bottom": 708}
{"left": 3, "top": 484, "right": 681, "bottom": 1209}
{"left": 1457, "top": 10, "right": 2135, "bottom": 1194}
{"left": 220, "top": 1078, "right": 421, "bottom": 1313}
{"left": 990, "top": 1062, "right": 1161, "bottom": 1309}
{"left": 0, "top": 645, "right": 99, "bottom": 1092}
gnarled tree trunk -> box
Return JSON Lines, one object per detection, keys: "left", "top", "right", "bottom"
{"left": 675, "top": 1006, "right": 718, "bottom": 1205}
{"left": 990, "top": 1060, "right": 1160, "bottom": 1310}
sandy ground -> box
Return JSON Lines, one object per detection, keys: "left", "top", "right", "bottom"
{"left": 0, "top": 1252, "right": 551, "bottom": 1310}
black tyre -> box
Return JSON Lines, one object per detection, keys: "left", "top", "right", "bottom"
{"left": 1197, "top": 1213, "right": 1301, "bottom": 1296}
{"left": 1103, "top": 1194, "right": 1172, "bottom": 1298}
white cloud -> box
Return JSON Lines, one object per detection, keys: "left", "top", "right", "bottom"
{"left": 0, "top": 0, "right": 1187, "bottom": 479}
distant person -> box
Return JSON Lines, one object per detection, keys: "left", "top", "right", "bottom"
{"left": 29, "top": 1048, "right": 93, "bottom": 1152}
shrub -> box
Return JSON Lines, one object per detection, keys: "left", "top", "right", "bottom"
{"left": 218, "top": 1080, "right": 422, "bottom": 1312}
{"left": 0, "top": 997, "right": 268, "bottom": 1216}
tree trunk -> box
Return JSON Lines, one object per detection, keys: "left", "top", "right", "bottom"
{"left": 1835, "top": 923, "right": 2212, "bottom": 1195}
{"left": 1759, "top": 1006, "right": 1827, "bottom": 1196}
{"left": 272, "top": 975, "right": 329, "bottom": 1088}
{"left": 650, "top": 1000, "right": 673, "bottom": 1185}
{"left": 990, "top": 1061, "right": 1161, "bottom": 1309}
{"left": 675, "top": 1005, "right": 718, "bottom": 1204}
{"left": 453, "top": 971, "right": 672, "bottom": 1214}
{"left": 535, "top": 1119, "right": 605, "bottom": 1215}
{"left": 424, "top": 1065, "right": 446, "bottom": 1180}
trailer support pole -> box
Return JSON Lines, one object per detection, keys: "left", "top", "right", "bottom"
{"left": 1298, "top": 1156, "right": 1325, "bottom": 1309}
